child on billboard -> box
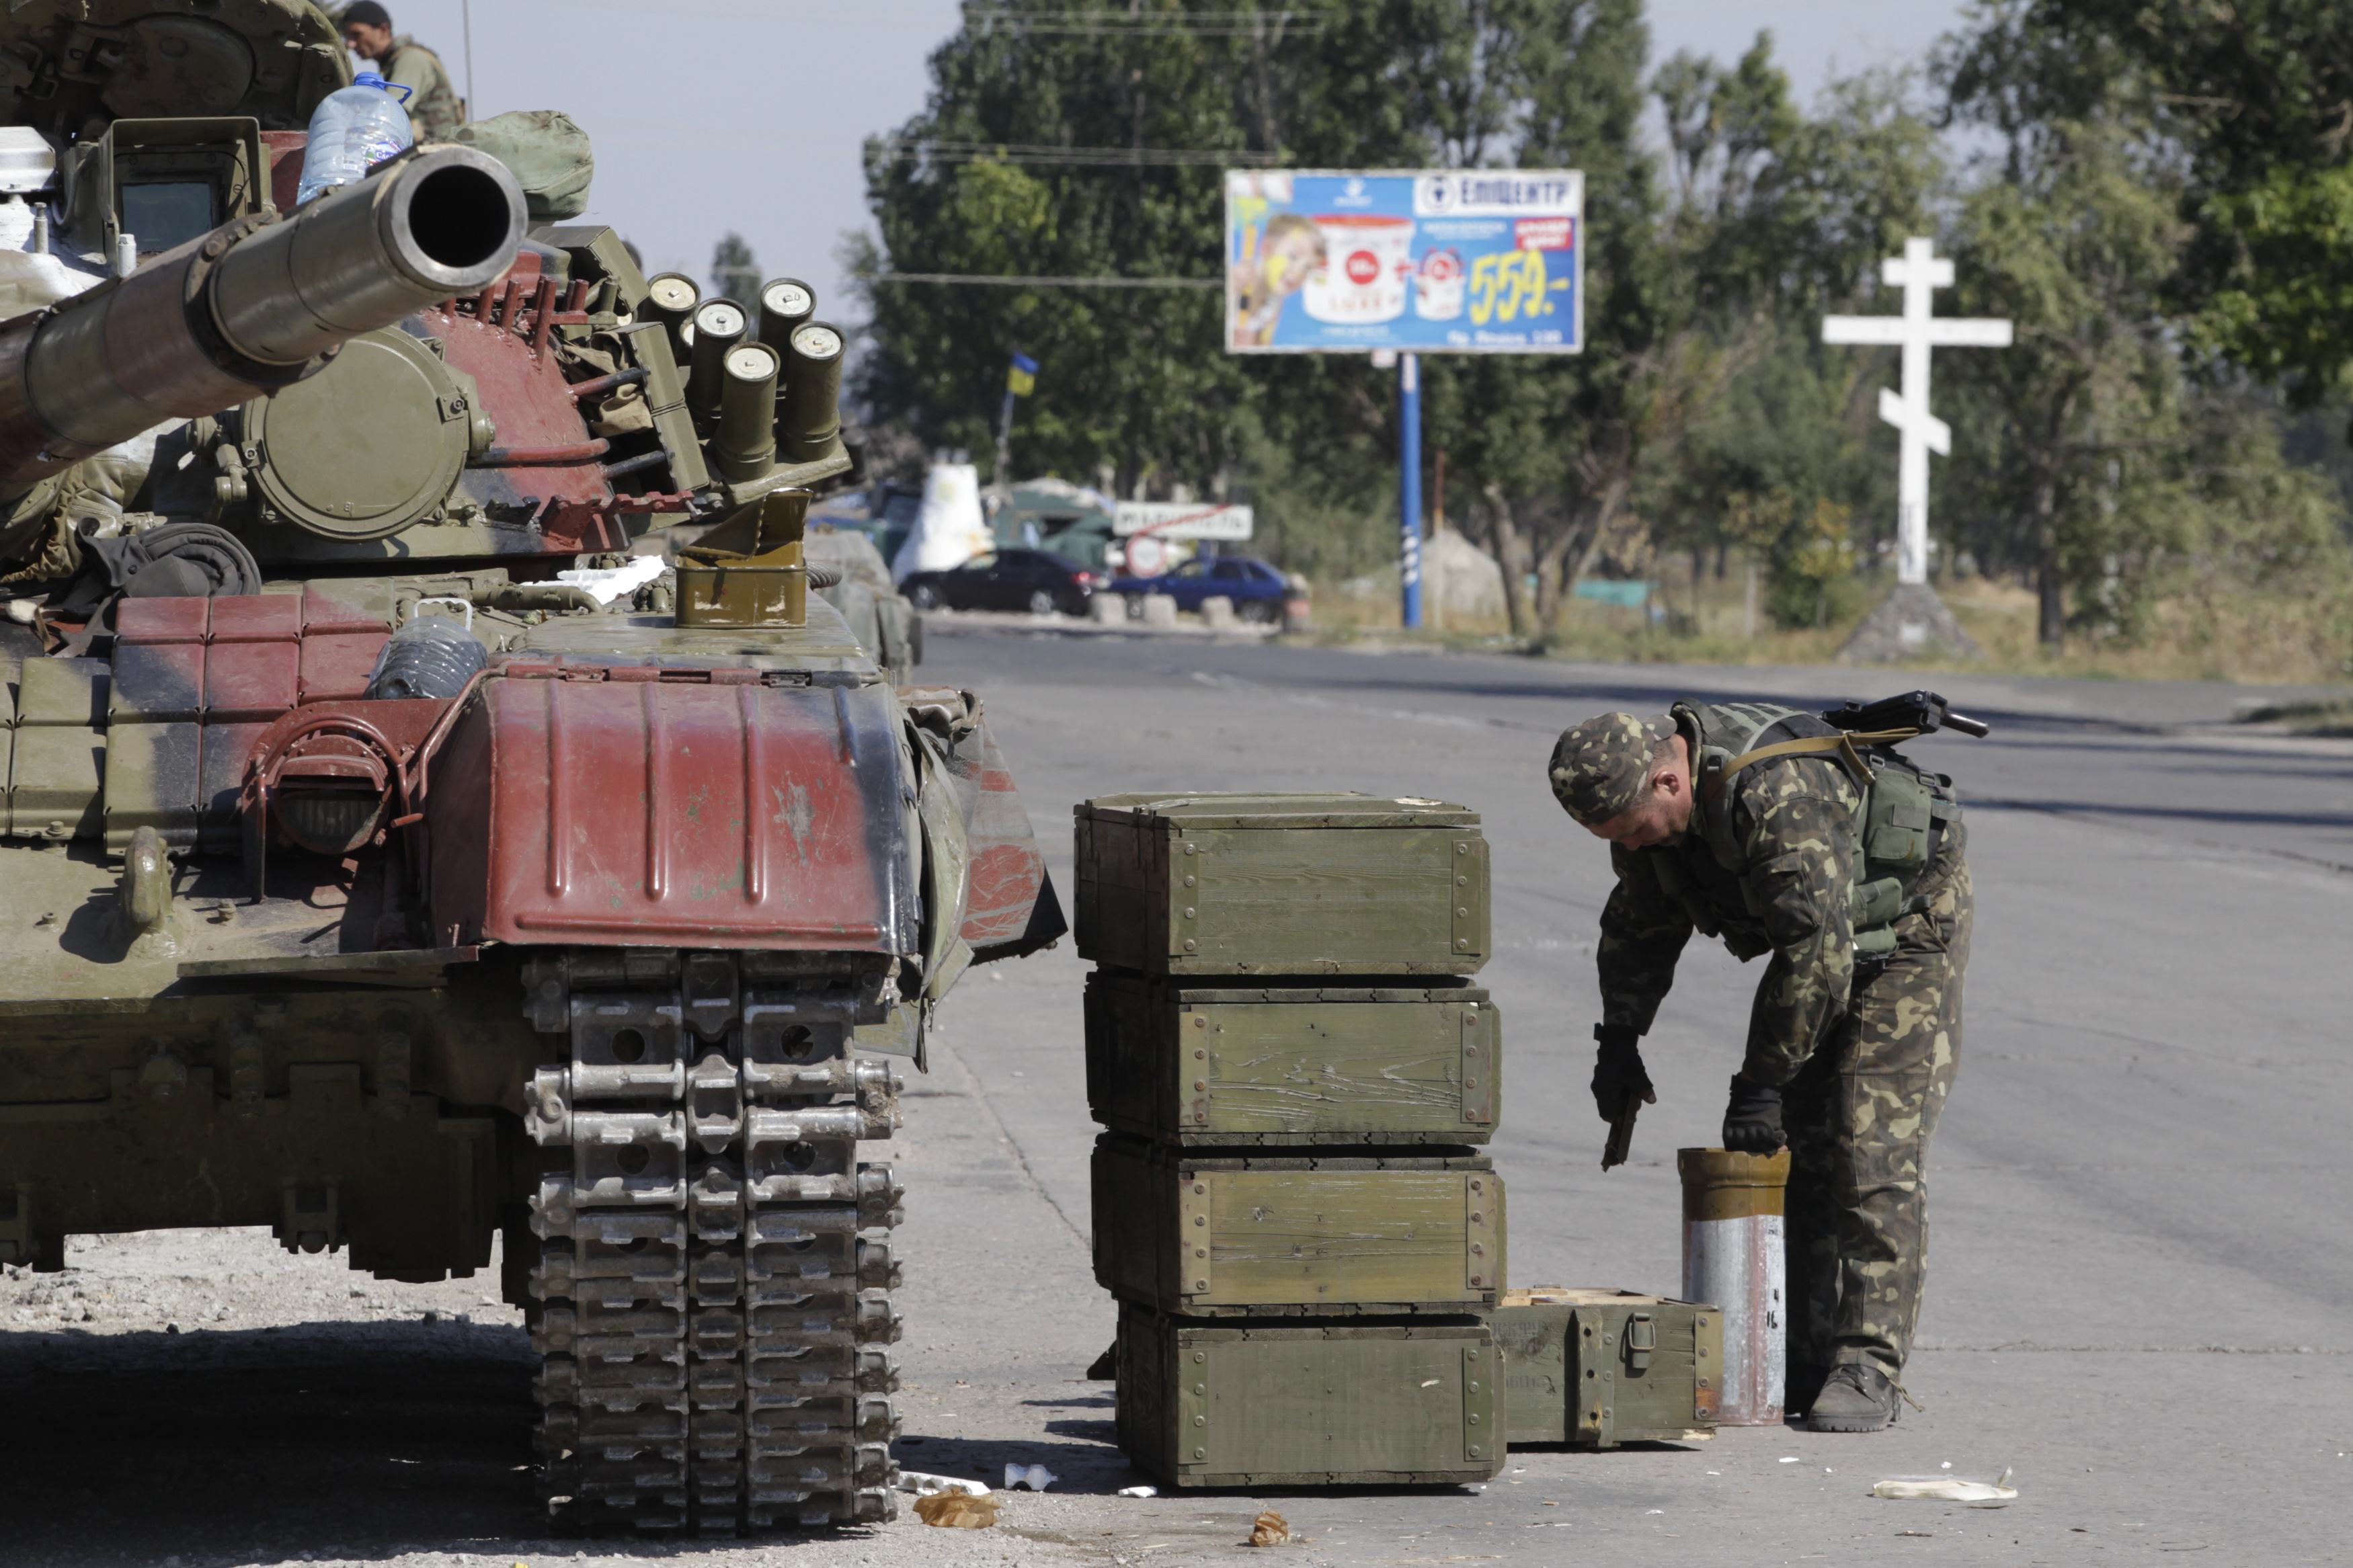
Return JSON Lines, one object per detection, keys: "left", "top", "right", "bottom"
{"left": 1230, "top": 212, "right": 1326, "bottom": 348}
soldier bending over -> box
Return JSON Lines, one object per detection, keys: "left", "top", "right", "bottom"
{"left": 1549, "top": 702, "right": 1971, "bottom": 1433}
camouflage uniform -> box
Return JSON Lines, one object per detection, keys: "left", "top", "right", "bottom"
{"left": 1551, "top": 704, "right": 1970, "bottom": 1385}
{"left": 381, "top": 36, "right": 464, "bottom": 142}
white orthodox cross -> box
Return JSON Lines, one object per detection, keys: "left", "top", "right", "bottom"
{"left": 1822, "top": 237, "right": 2012, "bottom": 586}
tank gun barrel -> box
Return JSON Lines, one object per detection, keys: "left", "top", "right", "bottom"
{"left": 0, "top": 146, "right": 526, "bottom": 486}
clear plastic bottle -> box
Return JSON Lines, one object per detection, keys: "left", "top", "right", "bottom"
{"left": 294, "top": 72, "right": 415, "bottom": 206}
{"left": 366, "top": 612, "right": 486, "bottom": 701}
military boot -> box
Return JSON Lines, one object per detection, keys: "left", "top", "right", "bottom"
{"left": 1803, "top": 1364, "right": 1901, "bottom": 1433}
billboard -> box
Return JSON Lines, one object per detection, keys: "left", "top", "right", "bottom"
{"left": 1225, "top": 169, "right": 1583, "bottom": 355}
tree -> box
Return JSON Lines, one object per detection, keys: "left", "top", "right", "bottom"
{"left": 1632, "top": 52, "right": 1941, "bottom": 622}
{"left": 710, "top": 232, "right": 762, "bottom": 306}
{"left": 1941, "top": 122, "right": 2186, "bottom": 645}
{"left": 1944, "top": 0, "right": 2353, "bottom": 400}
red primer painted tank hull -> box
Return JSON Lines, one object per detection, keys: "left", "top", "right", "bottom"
{"left": 426, "top": 670, "right": 918, "bottom": 951}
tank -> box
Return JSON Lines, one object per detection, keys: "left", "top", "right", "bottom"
{"left": 0, "top": 0, "right": 1062, "bottom": 1536}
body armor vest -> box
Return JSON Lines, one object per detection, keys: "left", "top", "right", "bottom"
{"left": 1665, "top": 700, "right": 1960, "bottom": 960}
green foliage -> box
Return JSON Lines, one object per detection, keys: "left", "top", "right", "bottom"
{"left": 1947, "top": 0, "right": 2353, "bottom": 397}
{"left": 2194, "top": 165, "right": 2353, "bottom": 395}
{"left": 1724, "top": 490, "right": 1862, "bottom": 629}
{"left": 709, "top": 231, "right": 761, "bottom": 307}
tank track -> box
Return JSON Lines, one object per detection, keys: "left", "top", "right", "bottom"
{"left": 522, "top": 951, "right": 906, "bottom": 1532}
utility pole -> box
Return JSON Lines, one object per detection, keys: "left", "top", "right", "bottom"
{"left": 1399, "top": 352, "right": 1421, "bottom": 629}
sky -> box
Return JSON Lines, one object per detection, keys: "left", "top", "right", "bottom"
{"left": 370, "top": 0, "right": 1970, "bottom": 333}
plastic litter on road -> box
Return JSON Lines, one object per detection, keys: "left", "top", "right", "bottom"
{"left": 895, "top": 1471, "right": 992, "bottom": 1497}
{"left": 1004, "top": 1462, "right": 1058, "bottom": 1491}
{"left": 1117, "top": 1485, "right": 1159, "bottom": 1498}
{"left": 1873, "top": 1467, "right": 2017, "bottom": 1505}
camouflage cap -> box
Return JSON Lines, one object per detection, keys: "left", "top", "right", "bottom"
{"left": 1548, "top": 711, "right": 1676, "bottom": 825}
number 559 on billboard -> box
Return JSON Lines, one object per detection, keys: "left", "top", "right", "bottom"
{"left": 1224, "top": 169, "right": 1583, "bottom": 355}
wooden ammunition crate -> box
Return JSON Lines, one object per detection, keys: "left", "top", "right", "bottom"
{"left": 1092, "top": 1136, "right": 1503, "bottom": 1315}
{"left": 1114, "top": 1305, "right": 1504, "bottom": 1487}
{"left": 1492, "top": 1288, "right": 1721, "bottom": 1448}
{"left": 1084, "top": 973, "right": 1500, "bottom": 1146}
{"left": 1074, "top": 793, "right": 1489, "bottom": 976}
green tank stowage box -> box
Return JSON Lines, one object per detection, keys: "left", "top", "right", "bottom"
{"left": 1084, "top": 973, "right": 1499, "bottom": 1145}
{"left": 1492, "top": 1288, "right": 1722, "bottom": 1448}
{"left": 1114, "top": 1305, "right": 1505, "bottom": 1487}
{"left": 1092, "top": 1136, "right": 1503, "bottom": 1315}
{"left": 1074, "top": 793, "right": 1489, "bottom": 976}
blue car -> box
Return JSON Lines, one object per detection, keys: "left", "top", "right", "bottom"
{"left": 1107, "top": 554, "right": 1290, "bottom": 622}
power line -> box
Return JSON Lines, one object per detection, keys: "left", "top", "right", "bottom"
{"left": 961, "top": 6, "right": 1328, "bottom": 36}
{"left": 869, "top": 272, "right": 1222, "bottom": 290}
{"left": 870, "top": 138, "right": 1284, "bottom": 168}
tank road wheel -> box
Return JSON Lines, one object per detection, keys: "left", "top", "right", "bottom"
{"left": 522, "top": 952, "right": 906, "bottom": 1532}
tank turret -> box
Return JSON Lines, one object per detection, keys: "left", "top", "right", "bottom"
{"left": 0, "top": 145, "right": 524, "bottom": 485}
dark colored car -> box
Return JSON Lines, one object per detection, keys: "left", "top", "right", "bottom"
{"left": 1106, "top": 554, "right": 1289, "bottom": 621}
{"left": 900, "top": 548, "right": 1098, "bottom": 616}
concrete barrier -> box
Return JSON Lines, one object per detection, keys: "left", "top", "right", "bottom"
{"left": 1138, "top": 593, "right": 1179, "bottom": 628}
{"left": 1089, "top": 594, "right": 1125, "bottom": 626}
{"left": 1199, "top": 595, "right": 1236, "bottom": 629}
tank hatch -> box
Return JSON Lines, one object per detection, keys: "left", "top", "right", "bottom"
{"left": 1, "top": 0, "right": 350, "bottom": 136}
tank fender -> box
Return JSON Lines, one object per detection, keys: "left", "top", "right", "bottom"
{"left": 422, "top": 660, "right": 921, "bottom": 952}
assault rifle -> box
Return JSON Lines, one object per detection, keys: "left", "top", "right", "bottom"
{"left": 1823, "top": 690, "right": 1991, "bottom": 739}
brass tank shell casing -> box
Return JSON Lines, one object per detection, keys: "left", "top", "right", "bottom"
{"left": 0, "top": 146, "right": 525, "bottom": 483}
{"left": 1677, "top": 1146, "right": 1790, "bottom": 1426}
{"left": 685, "top": 297, "right": 748, "bottom": 418}
{"left": 757, "top": 277, "right": 817, "bottom": 352}
{"left": 713, "top": 341, "right": 782, "bottom": 482}
{"left": 779, "top": 319, "right": 844, "bottom": 462}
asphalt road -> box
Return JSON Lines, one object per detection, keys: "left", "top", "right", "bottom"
{"left": 4, "top": 624, "right": 2346, "bottom": 1568}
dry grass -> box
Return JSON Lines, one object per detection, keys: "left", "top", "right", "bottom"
{"left": 1301, "top": 565, "right": 2353, "bottom": 688}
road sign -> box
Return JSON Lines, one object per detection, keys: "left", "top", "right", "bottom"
{"left": 1111, "top": 502, "right": 1254, "bottom": 541}
{"left": 1123, "top": 535, "right": 1170, "bottom": 577}
{"left": 1224, "top": 170, "right": 1583, "bottom": 356}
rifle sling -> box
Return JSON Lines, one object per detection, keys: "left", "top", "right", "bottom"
{"left": 1702, "top": 727, "right": 1923, "bottom": 800}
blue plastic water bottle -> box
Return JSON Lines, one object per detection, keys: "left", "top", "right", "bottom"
{"left": 294, "top": 72, "right": 415, "bottom": 206}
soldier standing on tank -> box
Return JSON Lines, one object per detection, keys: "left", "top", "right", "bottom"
{"left": 1548, "top": 703, "right": 1971, "bottom": 1434}
{"left": 337, "top": 1, "right": 465, "bottom": 142}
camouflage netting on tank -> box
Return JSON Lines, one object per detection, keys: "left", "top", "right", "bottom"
{"left": 450, "top": 110, "right": 593, "bottom": 219}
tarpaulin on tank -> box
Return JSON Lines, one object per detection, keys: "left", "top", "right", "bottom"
{"left": 448, "top": 111, "right": 593, "bottom": 218}
{"left": 423, "top": 662, "right": 920, "bottom": 952}
{"left": 900, "top": 685, "right": 1066, "bottom": 964}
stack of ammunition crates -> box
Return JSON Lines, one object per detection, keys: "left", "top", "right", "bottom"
{"left": 1076, "top": 793, "right": 1507, "bottom": 1489}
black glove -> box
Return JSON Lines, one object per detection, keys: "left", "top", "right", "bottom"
{"left": 1722, "top": 1072, "right": 1786, "bottom": 1152}
{"left": 1591, "top": 1024, "right": 1655, "bottom": 1123}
